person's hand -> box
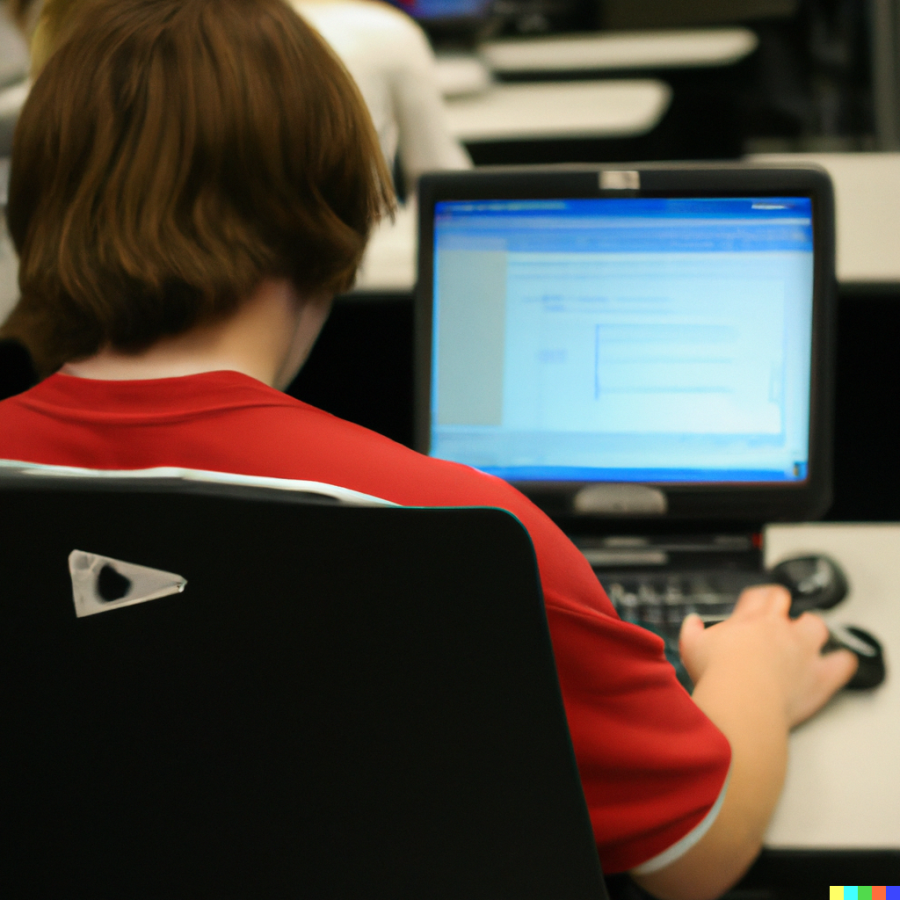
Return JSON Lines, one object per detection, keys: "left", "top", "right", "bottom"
{"left": 679, "top": 585, "right": 858, "bottom": 729}
{"left": 636, "top": 586, "right": 859, "bottom": 900}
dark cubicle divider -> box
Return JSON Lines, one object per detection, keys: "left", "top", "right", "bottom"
{"left": 287, "top": 286, "right": 900, "bottom": 523}
{"left": 287, "top": 294, "right": 415, "bottom": 449}
{"left": 0, "top": 338, "right": 37, "bottom": 402}
{"left": 828, "top": 286, "right": 900, "bottom": 521}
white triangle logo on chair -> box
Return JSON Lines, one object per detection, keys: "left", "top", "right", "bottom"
{"left": 68, "top": 550, "right": 188, "bottom": 618}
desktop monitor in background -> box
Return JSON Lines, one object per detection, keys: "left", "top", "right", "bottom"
{"left": 416, "top": 165, "right": 836, "bottom": 523}
{"left": 386, "top": 0, "right": 494, "bottom": 40}
{"left": 389, "top": 0, "right": 492, "bottom": 21}
{"left": 387, "top": 0, "right": 589, "bottom": 41}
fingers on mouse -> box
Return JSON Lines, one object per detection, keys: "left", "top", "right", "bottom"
{"left": 769, "top": 554, "right": 849, "bottom": 615}
{"left": 768, "top": 556, "right": 885, "bottom": 690}
{"left": 822, "top": 624, "right": 886, "bottom": 690}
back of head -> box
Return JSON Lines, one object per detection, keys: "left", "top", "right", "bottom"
{"left": 3, "top": 0, "right": 394, "bottom": 375}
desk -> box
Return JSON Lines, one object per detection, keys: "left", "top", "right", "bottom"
{"left": 444, "top": 80, "right": 671, "bottom": 143}
{"left": 479, "top": 28, "right": 758, "bottom": 76}
{"left": 0, "top": 19, "right": 29, "bottom": 89}
{"left": 749, "top": 152, "right": 900, "bottom": 286}
{"left": 355, "top": 203, "right": 417, "bottom": 294}
{"left": 0, "top": 80, "right": 28, "bottom": 157}
{"left": 763, "top": 524, "right": 900, "bottom": 849}
{"left": 0, "top": 158, "right": 15, "bottom": 325}
{"left": 0, "top": 223, "right": 16, "bottom": 325}
{"left": 434, "top": 55, "right": 493, "bottom": 99}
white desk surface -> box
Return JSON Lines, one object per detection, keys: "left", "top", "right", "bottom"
{"left": 763, "top": 524, "right": 900, "bottom": 849}
{"left": 434, "top": 55, "right": 493, "bottom": 99}
{"left": 355, "top": 203, "right": 417, "bottom": 294}
{"left": 444, "top": 79, "right": 671, "bottom": 143}
{"left": 0, "top": 80, "right": 28, "bottom": 121}
{"left": 0, "top": 18, "right": 29, "bottom": 89}
{"left": 0, "top": 224, "right": 16, "bottom": 325}
{"left": 749, "top": 152, "right": 900, "bottom": 286}
{"left": 480, "top": 28, "right": 758, "bottom": 75}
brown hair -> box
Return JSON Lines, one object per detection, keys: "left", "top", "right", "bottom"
{"left": 2, "top": 0, "right": 394, "bottom": 374}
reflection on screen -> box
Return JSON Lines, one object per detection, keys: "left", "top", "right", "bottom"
{"left": 430, "top": 197, "right": 815, "bottom": 484}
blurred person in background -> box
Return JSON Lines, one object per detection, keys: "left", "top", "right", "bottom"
{"left": 291, "top": 0, "right": 471, "bottom": 195}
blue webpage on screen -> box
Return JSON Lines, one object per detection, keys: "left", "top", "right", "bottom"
{"left": 429, "top": 197, "right": 815, "bottom": 484}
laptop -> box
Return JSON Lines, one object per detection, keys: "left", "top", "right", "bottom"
{"left": 415, "top": 164, "right": 836, "bottom": 686}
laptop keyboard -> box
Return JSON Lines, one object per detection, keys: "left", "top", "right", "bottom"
{"left": 603, "top": 569, "right": 767, "bottom": 627}
{"left": 598, "top": 568, "right": 767, "bottom": 689}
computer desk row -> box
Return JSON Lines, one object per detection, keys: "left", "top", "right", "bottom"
{"left": 435, "top": 27, "right": 758, "bottom": 97}
{"left": 444, "top": 79, "right": 672, "bottom": 144}
{"left": 436, "top": 27, "right": 760, "bottom": 146}
{"left": 477, "top": 27, "right": 759, "bottom": 76}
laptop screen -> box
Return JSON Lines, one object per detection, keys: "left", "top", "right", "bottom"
{"left": 428, "top": 195, "right": 815, "bottom": 486}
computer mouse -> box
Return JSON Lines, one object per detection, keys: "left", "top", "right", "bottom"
{"left": 768, "top": 554, "right": 848, "bottom": 615}
{"left": 822, "top": 624, "right": 886, "bottom": 690}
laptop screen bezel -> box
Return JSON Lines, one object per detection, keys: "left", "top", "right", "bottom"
{"left": 415, "top": 165, "right": 836, "bottom": 523}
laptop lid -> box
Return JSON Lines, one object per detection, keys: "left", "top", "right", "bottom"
{"left": 416, "top": 165, "right": 836, "bottom": 523}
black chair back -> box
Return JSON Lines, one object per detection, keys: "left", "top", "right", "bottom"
{"left": 0, "top": 476, "right": 607, "bottom": 899}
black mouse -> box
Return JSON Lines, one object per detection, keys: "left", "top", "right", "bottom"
{"left": 822, "top": 624, "right": 886, "bottom": 690}
{"left": 768, "top": 554, "right": 848, "bottom": 615}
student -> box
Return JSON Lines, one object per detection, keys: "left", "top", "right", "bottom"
{"left": 0, "top": 2, "right": 856, "bottom": 897}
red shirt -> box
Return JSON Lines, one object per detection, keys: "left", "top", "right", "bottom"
{"left": 0, "top": 370, "right": 731, "bottom": 873}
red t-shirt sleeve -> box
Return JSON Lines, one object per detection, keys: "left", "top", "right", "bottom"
{"left": 491, "top": 492, "right": 732, "bottom": 875}
{"left": 546, "top": 602, "right": 731, "bottom": 872}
